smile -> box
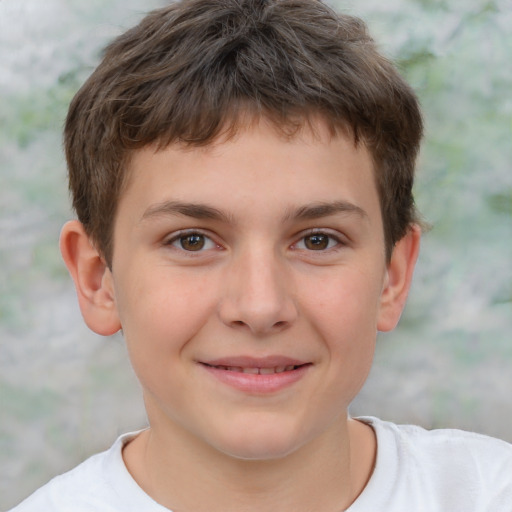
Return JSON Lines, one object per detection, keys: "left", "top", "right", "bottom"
{"left": 200, "top": 359, "right": 311, "bottom": 394}
{"left": 203, "top": 364, "right": 301, "bottom": 374}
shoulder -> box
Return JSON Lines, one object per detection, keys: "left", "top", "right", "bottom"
{"left": 7, "top": 431, "right": 165, "bottom": 512}
{"left": 369, "top": 416, "right": 512, "bottom": 479}
{"left": 8, "top": 448, "right": 112, "bottom": 512}
{"left": 377, "top": 417, "right": 512, "bottom": 470}
{"left": 349, "top": 416, "right": 512, "bottom": 511}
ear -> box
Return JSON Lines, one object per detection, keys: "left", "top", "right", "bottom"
{"left": 60, "top": 220, "right": 121, "bottom": 336}
{"left": 377, "top": 225, "right": 421, "bottom": 332}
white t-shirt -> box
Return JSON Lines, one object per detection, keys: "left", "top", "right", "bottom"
{"left": 9, "top": 417, "right": 512, "bottom": 512}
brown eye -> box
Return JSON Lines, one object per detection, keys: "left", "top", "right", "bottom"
{"left": 179, "top": 234, "right": 206, "bottom": 251}
{"left": 304, "top": 234, "right": 330, "bottom": 250}
{"left": 167, "top": 231, "right": 218, "bottom": 254}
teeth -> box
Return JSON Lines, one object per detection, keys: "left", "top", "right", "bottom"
{"left": 215, "top": 365, "right": 299, "bottom": 374}
{"left": 242, "top": 367, "right": 259, "bottom": 374}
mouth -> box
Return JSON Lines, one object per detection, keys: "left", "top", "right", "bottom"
{"left": 201, "top": 363, "right": 307, "bottom": 374}
{"left": 199, "top": 357, "right": 311, "bottom": 393}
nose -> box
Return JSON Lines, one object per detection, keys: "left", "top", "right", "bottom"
{"left": 218, "top": 246, "right": 298, "bottom": 336}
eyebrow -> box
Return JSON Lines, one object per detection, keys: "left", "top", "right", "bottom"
{"left": 285, "top": 201, "right": 368, "bottom": 222}
{"left": 141, "top": 200, "right": 232, "bottom": 223}
{"left": 140, "top": 199, "right": 367, "bottom": 224}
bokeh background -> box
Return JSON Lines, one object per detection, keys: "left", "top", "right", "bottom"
{"left": 1, "top": 0, "right": 511, "bottom": 508}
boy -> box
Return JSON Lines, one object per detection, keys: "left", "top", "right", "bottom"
{"left": 11, "top": 0, "right": 512, "bottom": 510}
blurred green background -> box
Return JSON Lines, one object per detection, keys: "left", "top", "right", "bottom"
{"left": 1, "top": 0, "right": 511, "bottom": 508}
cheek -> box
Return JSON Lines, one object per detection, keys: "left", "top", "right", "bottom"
{"left": 114, "top": 269, "right": 217, "bottom": 370}
{"left": 304, "top": 268, "right": 383, "bottom": 340}
{"left": 301, "top": 269, "right": 381, "bottom": 389}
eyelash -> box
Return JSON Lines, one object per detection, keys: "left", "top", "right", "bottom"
{"left": 164, "top": 230, "right": 220, "bottom": 253}
{"left": 164, "top": 229, "right": 346, "bottom": 254}
{"left": 292, "top": 230, "right": 346, "bottom": 252}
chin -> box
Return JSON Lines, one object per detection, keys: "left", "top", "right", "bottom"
{"left": 209, "top": 420, "right": 310, "bottom": 461}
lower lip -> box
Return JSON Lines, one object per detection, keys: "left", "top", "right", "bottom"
{"left": 200, "top": 364, "right": 311, "bottom": 394}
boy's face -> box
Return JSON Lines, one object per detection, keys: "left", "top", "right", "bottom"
{"left": 105, "top": 119, "right": 406, "bottom": 460}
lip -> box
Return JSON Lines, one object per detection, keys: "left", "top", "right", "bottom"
{"left": 198, "top": 355, "right": 312, "bottom": 394}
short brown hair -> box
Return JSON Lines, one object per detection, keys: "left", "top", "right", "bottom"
{"left": 64, "top": 0, "right": 423, "bottom": 266}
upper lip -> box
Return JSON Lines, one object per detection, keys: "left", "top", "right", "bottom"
{"left": 199, "top": 355, "right": 309, "bottom": 369}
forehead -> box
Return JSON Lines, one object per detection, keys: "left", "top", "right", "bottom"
{"left": 119, "top": 117, "right": 380, "bottom": 227}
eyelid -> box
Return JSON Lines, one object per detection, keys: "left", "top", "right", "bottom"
{"left": 163, "top": 228, "right": 222, "bottom": 251}
{"left": 292, "top": 228, "right": 348, "bottom": 251}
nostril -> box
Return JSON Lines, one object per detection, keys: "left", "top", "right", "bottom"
{"left": 230, "top": 319, "right": 287, "bottom": 330}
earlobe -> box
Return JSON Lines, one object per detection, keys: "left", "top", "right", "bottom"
{"left": 377, "top": 225, "right": 421, "bottom": 332}
{"left": 60, "top": 220, "right": 121, "bottom": 336}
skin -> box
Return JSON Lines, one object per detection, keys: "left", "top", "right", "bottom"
{"left": 61, "top": 118, "right": 420, "bottom": 511}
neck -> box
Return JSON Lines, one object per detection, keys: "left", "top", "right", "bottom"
{"left": 123, "top": 413, "right": 376, "bottom": 512}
